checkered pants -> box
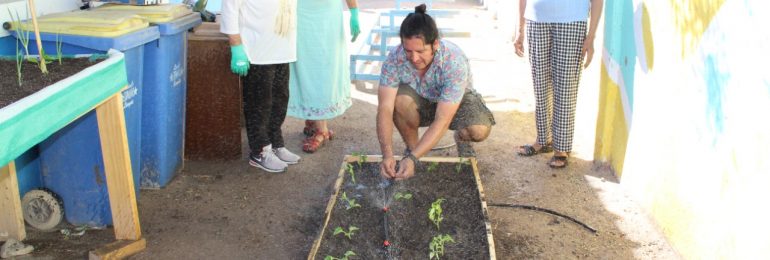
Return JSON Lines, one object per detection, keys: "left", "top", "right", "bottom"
{"left": 526, "top": 20, "right": 587, "bottom": 153}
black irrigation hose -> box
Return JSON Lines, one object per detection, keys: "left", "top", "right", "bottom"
{"left": 487, "top": 203, "right": 598, "bottom": 234}
{"left": 383, "top": 210, "right": 393, "bottom": 259}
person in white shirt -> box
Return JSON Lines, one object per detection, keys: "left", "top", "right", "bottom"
{"left": 220, "top": 0, "right": 302, "bottom": 173}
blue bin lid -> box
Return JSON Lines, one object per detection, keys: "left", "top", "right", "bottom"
{"left": 154, "top": 13, "right": 202, "bottom": 36}
{"left": 19, "top": 26, "right": 159, "bottom": 52}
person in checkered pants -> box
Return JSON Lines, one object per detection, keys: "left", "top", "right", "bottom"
{"left": 514, "top": 0, "right": 604, "bottom": 168}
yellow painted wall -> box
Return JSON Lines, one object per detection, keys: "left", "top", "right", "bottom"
{"left": 598, "top": 0, "right": 770, "bottom": 258}
{"left": 594, "top": 65, "right": 628, "bottom": 176}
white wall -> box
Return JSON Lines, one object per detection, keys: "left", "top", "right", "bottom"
{"left": 1, "top": 0, "right": 80, "bottom": 37}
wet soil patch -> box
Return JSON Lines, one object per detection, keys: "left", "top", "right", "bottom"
{"left": 314, "top": 159, "right": 491, "bottom": 259}
{"left": 0, "top": 57, "right": 102, "bottom": 109}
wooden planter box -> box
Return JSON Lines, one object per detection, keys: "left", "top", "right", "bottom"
{"left": 309, "top": 156, "right": 496, "bottom": 259}
{"left": 0, "top": 50, "right": 145, "bottom": 258}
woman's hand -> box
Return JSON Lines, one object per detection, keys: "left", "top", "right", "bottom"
{"left": 514, "top": 31, "right": 525, "bottom": 57}
{"left": 582, "top": 35, "right": 595, "bottom": 68}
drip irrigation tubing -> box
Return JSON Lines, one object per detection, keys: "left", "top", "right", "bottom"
{"left": 383, "top": 210, "right": 392, "bottom": 259}
{"left": 487, "top": 203, "right": 597, "bottom": 234}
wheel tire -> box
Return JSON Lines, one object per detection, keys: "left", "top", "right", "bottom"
{"left": 21, "top": 189, "right": 64, "bottom": 231}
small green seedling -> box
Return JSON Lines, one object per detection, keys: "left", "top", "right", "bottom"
{"left": 455, "top": 158, "right": 469, "bottom": 173}
{"left": 346, "top": 163, "right": 356, "bottom": 183}
{"left": 340, "top": 192, "right": 360, "bottom": 210}
{"left": 394, "top": 192, "right": 413, "bottom": 201}
{"left": 55, "top": 32, "right": 63, "bottom": 64}
{"left": 351, "top": 151, "right": 368, "bottom": 167}
{"left": 426, "top": 161, "right": 439, "bottom": 173}
{"left": 333, "top": 225, "right": 359, "bottom": 239}
{"left": 429, "top": 234, "right": 455, "bottom": 259}
{"left": 324, "top": 250, "right": 356, "bottom": 260}
{"left": 8, "top": 8, "right": 30, "bottom": 86}
{"left": 428, "top": 198, "right": 445, "bottom": 230}
{"left": 8, "top": 9, "right": 31, "bottom": 57}
{"left": 15, "top": 40, "right": 23, "bottom": 86}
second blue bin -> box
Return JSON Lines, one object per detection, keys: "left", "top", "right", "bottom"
{"left": 140, "top": 13, "right": 201, "bottom": 189}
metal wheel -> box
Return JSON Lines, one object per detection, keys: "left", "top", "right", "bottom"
{"left": 21, "top": 189, "right": 63, "bottom": 231}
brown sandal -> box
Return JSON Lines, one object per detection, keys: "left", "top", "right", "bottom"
{"left": 517, "top": 143, "right": 553, "bottom": 156}
{"left": 302, "top": 130, "right": 334, "bottom": 153}
{"left": 548, "top": 155, "right": 568, "bottom": 169}
{"left": 302, "top": 120, "right": 316, "bottom": 137}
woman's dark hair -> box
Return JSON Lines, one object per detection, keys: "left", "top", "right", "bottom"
{"left": 399, "top": 4, "right": 439, "bottom": 44}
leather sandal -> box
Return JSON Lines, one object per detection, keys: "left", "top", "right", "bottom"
{"left": 548, "top": 155, "right": 569, "bottom": 169}
{"left": 303, "top": 120, "right": 316, "bottom": 137}
{"left": 302, "top": 129, "right": 334, "bottom": 153}
{"left": 517, "top": 143, "right": 553, "bottom": 156}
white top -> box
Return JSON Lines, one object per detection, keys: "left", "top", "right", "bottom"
{"left": 220, "top": 0, "right": 297, "bottom": 64}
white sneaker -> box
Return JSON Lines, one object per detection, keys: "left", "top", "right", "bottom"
{"left": 273, "top": 147, "right": 301, "bottom": 165}
{"left": 1, "top": 239, "right": 34, "bottom": 258}
{"left": 249, "top": 145, "right": 288, "bottom": 173}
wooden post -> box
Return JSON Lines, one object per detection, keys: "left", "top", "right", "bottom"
{"left": 0, "top": 162, "right": 26, "bottom": 241}
{"left": 26, "top": 0, "right": 47, "bottom": 73}
{"left": 95, "top": 93, "right": 141, "bottom": 240}
{"left": 89, "top": 239, "right": 146, "bottom": 260}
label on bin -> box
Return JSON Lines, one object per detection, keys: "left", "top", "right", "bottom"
{"left": 169, "top": 63, "right": 184, "bottom": 88}
{"left": 122, "top": 83, "right": 138, "bottom": 110}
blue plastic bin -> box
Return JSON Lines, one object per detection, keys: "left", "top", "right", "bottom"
{"left": 0, "top": 36, "right": 17, "bottom": 55}
{"left": 16, "top": 27, "right": 159, "bottom": 226}
{"left": 140, "top": 13, "right": 201, "bottom": 188}
{"left": 15, "top": 147, "right": 43, "bottom": 198}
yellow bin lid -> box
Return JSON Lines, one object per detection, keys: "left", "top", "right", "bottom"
{"left": 12, "top": 10, "right": 148, "bottom": 37}
{"left": 94, "top": 3, "right": 193, "bottom": 23}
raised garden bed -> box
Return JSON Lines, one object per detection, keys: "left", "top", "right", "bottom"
{"left": 309, "top": 156, "right": 496, "bottom": 259}
{"left": 1, "top": 50, "right": 146, "bottom": 258}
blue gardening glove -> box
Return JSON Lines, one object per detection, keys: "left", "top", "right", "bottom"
{"left": 350, "top": 8, "right": 360, "bottom": 42}
{"left": 230, "top": 44, "right": 249, "bottom": 76}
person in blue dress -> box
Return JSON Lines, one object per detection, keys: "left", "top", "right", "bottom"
{"left": 287, "top": 0, "right": 361, "bottom": 153}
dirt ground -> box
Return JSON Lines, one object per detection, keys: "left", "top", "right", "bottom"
{"left": 8, "top": 0, "right": 682, "bottom": 259}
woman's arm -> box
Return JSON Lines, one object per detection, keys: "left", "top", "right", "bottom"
{"left": 582, "top": 0, "right": 604, "bottom": 68}
{"left": 346, "top": 0, "right": 361, "bottom": 41}
{"left": 345, "top": 0, "right": 357, "bottom": 9}
{"left": 586, "top": 0, "right": 604, "bottom": 41}
{"left": 514, "top": 0, "right": 527, "bottom": 57}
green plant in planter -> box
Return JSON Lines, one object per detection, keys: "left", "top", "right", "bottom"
{"left": 7, "top": 7, "right": 56, "bottom": 82}
{"left": 8, "top": 9, "right": 30, "bottom": 56}
{"left": 340, "top": 192, "right": 360, "bottom": 210}
{"left": 333, "top": 225, "right": 359, "bottom": 239}
{"left": 8, "top": 8, "right": 30, "bottom": 86}
{"left": 15, "top": 41, "right": 24, "bottom": 86}
{"left": 455, "top": 158, "right": 469, "bottom": 173}
{"left": 429, "top": 234, "right": 454, "bottom": 259}
{"left": 345, "top": 163, "right": 356, "bottom": 184}
{"left": 324, "top": 250, "right": 356, "bottom": 260}
{"left": 55, "top": 32, "right": 63, "bottom": 64}
{"left": 351, "top": 151, "right": 367, "bottom": 167}
{"left": 394, "top": 192, "right": 412, "bottom": 201}
{"left": 428, "top": 198, "right": 445, "bottom": 230}
{"left": 426, "top": 161, "right": 439, "bottom": 173}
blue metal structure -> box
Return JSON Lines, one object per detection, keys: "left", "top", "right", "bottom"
{"left": 350, "top": 0, "right": 472, "bottom": 81}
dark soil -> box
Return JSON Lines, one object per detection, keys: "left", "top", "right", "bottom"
{"left": 0, "top": 57, "right": 102, "bottom": 109}
{"left": 315, "top": 159, "right": 491, "bottom": 259}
